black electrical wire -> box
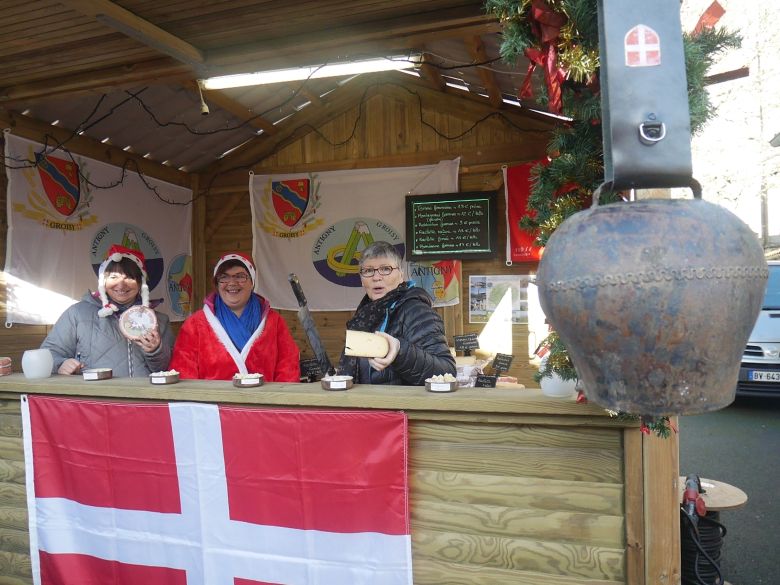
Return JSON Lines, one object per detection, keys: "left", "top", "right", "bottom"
{"left": 680, "top": 508, "right": 727, "bottom": 585}
{"left": 2, "top": 55, "right": 554, "bottom": 205}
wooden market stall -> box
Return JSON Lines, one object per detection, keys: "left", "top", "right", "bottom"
{"left": 0, "top": 3, "right": 682, "bottom": 584}
{"left": 0, "top": 375, "right": 680, "bottom": 585}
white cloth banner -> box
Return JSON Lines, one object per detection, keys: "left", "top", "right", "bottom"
{"left": 250, "top": 159, "right": 460, "bottom": 311}
{"left": 4, "top": 134, "right": 192, "bottom": 325}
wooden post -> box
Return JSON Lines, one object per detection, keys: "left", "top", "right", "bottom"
{"left": 190, "top": 174, "right": 207, "bottom": 309}
{"left": 643, "top": 419, "right": 681, "bottom": 585}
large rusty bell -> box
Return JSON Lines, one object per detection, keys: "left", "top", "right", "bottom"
{"left": 536, "top": 191, "right": 768, "bottom": 416}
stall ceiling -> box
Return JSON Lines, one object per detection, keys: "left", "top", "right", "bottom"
{"left": 0, "top": 1, "right": 554, "bottom": 173}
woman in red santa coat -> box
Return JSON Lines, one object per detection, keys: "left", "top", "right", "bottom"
{"left": 170, "top": 252, "right": 300, "bottom": 381}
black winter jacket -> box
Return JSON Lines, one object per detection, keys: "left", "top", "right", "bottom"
{"left": 355, "top": 286, "right": 456, "bottom": 386}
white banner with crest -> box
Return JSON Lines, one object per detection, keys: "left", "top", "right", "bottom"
{"left": 250, "top": 160, "right": 460, "bottom": 311}
{"left": 4, "top": 134, "right": 192, "bottom": 325}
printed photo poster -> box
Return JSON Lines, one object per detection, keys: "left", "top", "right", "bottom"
{"left": 250, "top": 160, "right": 460, "bottom": 311}
{"left": 4, "top": 134, "right": 192, "bottom": 325}
{"left": 407, "top": 259, "right": 461, "bottom": 308}
{"left": 469, "top": 274, "right": 534, "bottom": 324}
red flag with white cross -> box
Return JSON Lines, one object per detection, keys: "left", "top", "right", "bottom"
{"left": 22, "top": 396, "right": 411, "bottom": 585}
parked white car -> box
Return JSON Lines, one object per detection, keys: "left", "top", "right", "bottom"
{"left": 737, "top": 260, "right": 780, "bottom": 397}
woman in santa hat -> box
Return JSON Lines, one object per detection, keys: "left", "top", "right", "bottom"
{"left": 40, "top": 244, "right": 174, "bottom": 376}
{"left": 170, "top": 252, "right": 300, "bottom": 381}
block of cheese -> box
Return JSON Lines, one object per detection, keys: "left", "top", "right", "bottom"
{"left": 344, "top": 330, "right": 390, "bottom": 358}
{"left": 474, "top": 348, "right": 494, "bottom": 360}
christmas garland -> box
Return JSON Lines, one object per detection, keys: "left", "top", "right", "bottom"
{"left": 485, "top": 0, "right": 741, "bottom": 437}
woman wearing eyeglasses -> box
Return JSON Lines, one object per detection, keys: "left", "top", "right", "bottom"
{"left": 338, "top": 240, "right": 456, "bottom": 385}
{"left": 170, "top": 252, "right": 300, "bottom": 381}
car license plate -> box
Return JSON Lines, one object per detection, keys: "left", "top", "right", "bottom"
{"left": 749, "top": 370, "right": 780, "bottom": 382}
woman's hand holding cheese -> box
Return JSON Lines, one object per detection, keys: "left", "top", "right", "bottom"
{"left": 368, "top": 331, "right": 401, "bottom": 371}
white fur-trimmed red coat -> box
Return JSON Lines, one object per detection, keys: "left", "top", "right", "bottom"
{"left": 170, "top": 292, "right": 300, "bottom": 382}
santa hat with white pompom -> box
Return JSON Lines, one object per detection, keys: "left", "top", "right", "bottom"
{"left": 97, "top": 244, "right": 149, "bottom": 317}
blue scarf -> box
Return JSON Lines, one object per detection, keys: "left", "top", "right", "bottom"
{"left": 215, "top": 294, "right": 262, "bottom": 351}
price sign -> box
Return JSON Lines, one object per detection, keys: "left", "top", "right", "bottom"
{"left": 475, "top": 375, "right": 497, "bottom": 388}
{"left": 492, "top": 353, "right": 514, "bottom": 374}
{"left": 406, "top": 192, "right": 498, "bottom": 260}
{"left": 299, "top": 358, "right": 322, "bottom": 382}
{"left": 454, "top": 333, "right": 480, "bottom": 353}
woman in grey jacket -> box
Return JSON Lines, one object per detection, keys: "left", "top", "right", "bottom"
{"left": 41, "top": 245, "right": 174, "bottom": 377}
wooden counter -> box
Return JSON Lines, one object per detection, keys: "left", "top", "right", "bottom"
{"left": 0, "top": 375, "right": 680, "bottom": 585}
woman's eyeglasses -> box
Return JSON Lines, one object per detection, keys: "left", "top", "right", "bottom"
{"left": 359, "top": 265, "right": 399, "bottom": 278}
{"left": 217, "top": 273, "right": 250, "bottom": 283}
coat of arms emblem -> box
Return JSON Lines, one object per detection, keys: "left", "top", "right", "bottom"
{"left": 272, "top": 179, "right": 309, "bottom": 227}
{"left": 35, "top": 152, "right": 81, "bottom": 217}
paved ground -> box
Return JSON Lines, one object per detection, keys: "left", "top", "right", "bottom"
{"left": 678, "top": 395, "right": 780, "bottom": 585}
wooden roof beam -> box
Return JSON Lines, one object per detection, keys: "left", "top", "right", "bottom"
{"left": 0, "top": 109, "right": 189, "bottom": 187}
{"left": 68, "top": 0, "right": 205, "bottom": 68}
{"left": 387, "top": 74, "right": 554, "bottom": 130}
{"left": 201, "top": 76, "right": 382, "bottom": 179}
{"left": 181, "top": 81, "right": 278, "bottom": 135}
{"left": 297, "top": 86, "right": 324, "bottom": 108}
{"left": 419, "top": 52, "right": 447, "bottom": 92}
{"left": 202, "top": 73, "right": 558, "bottom": 188}
{"left": 465, "top": 35, "right": 503, "bottom": 109}
{"left": 206, "top": 11, "right": 498, "bottom": 72}
{"left": 0, "top": 58, "right": 190, "bottom": 105}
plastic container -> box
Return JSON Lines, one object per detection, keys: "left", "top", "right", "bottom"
{"left": 21, "top": 349, "right": 53, "bottom": 379}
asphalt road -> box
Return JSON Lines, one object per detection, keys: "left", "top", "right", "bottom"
{"left": 678, "top": 395, "right": 780, "bottom": 585}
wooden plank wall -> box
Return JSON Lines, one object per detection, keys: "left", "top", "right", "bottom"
{"left": 408, "top": 416, "right": 627, "bottom": 584}
{"left": 200, "top": 86, "right": 552, "bottom": 386}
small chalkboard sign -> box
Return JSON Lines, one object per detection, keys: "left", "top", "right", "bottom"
{"left": 406, "top": 191, "right": 498, "bottom": 260}
{"left": 475, "top": 375, "right": 498, "bottom": 388}
{"left": 454, "top": 333, "right": 480, "bottom": 353}
{"left": 492, "top": 353, "right": 514, "bottom": 374}
{"left": 299, "top": 358, "right": 322, "bottom": 382}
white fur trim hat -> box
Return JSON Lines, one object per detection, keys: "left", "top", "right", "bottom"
{"left": 213, "top": 252, "right": 256, "bottom": 283}
{"left": 97, "top": 244, "right": 149, "bottom": 317}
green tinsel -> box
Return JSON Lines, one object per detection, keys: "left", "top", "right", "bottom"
{"left": 486, "top": 0, "right": 740, "bottom": 438}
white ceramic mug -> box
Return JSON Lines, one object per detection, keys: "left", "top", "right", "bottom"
{"left": 21, "top": 349, "right": 54, "bottom": 379}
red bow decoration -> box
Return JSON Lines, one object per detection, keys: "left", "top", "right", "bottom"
{"left": 518, "top": 0, "right": 568, "bottom": 114}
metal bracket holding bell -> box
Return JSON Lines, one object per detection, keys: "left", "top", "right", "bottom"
{"left": 598, "top": 0, "right": 693, "bottom": 190}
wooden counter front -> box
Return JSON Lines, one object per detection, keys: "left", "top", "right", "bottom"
{"left": 0, "top": 375, "right": 680, "bottom": 585}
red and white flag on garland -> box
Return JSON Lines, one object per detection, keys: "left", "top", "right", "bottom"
{"left": 22, "top": 396, "right": 411, "bottom": 585}
{"left": 503, "top": 161, "right": 545, "bottom": 264}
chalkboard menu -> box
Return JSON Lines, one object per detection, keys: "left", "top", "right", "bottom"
{"left": 406, "top": 191, "right": 497, "bottom": 260}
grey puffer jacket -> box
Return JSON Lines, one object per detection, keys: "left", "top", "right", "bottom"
{"left": 355, "top": 286, "right": 456, "bottom": 386}
{"left": 41, "top": 292, "right": 174, "bottom": 377}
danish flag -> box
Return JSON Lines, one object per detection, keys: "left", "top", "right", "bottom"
{"left": 22, "top": 396, "right": 412, "bottom": 584}
{"left": 624, "top": 24, "right": 662, "bottom": 67}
